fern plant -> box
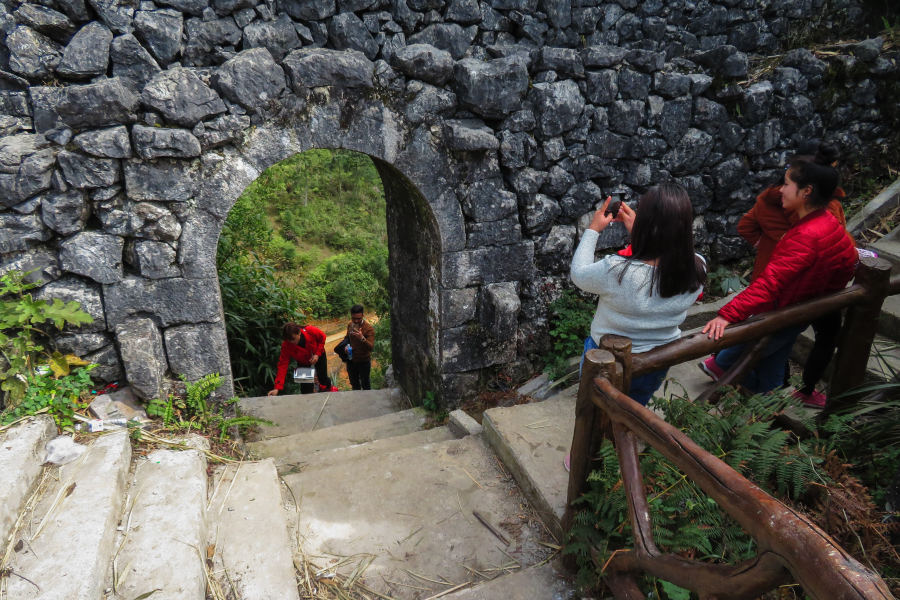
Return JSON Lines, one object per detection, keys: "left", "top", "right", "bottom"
{"left": 565, "top": 386, "right": 850, "bottom": 591}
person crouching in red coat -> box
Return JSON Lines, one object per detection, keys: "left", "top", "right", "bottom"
{"left": 700, "top": 142, "right": 858, "bottom": 399}
{"left": 268, "top": 323, "right": 337, "bottom": 396}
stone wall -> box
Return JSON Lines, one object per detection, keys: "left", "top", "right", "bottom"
{"left": 0, "top": 0, "right": 898, "bottom": 406}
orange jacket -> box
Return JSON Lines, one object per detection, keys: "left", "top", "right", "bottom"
{"left": 737, "top": 186, "right": 849, "bottom": 282}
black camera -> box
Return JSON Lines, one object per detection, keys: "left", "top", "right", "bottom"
{"left": 604, "top": 200, "right": 623, "bottom": 219}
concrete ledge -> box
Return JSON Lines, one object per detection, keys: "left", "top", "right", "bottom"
{"left": 0, "top": 415, "right": 55, "bottom": 547}
{"left": 8, "top": 430, "right": 132, "bottom": 599}
{"left": 113, "top": 448, "right": 208, "bottom": 600}
{"left": 516, "top": 356, "right": 579, "bottom": 401}
{"left": 210, "top": 458, "right": 300, "bottom": 600}
{"left": 482, "top": 395, "right": 576, "bottom": 542}
{"left": 847, "top": 177, "right": 900, "bottom": 237}
{"left": 449, "top": 409, "right": 483, "bottom": 437}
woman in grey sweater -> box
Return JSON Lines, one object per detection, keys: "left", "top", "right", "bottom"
{"left": 570, "top": 183, "right": 707, "bottom": 406}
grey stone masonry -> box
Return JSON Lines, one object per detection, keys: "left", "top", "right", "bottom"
{"left": 0, "top": 0, "right": 894, "bottom": 407}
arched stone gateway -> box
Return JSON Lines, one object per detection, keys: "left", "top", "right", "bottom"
{"left": 183, "top": 89, "right": 536, "bottom": 404}
{"left": 0, "top": 0, "right": 895, "bottom": 406}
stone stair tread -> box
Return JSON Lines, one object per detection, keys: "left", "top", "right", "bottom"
{"left": 482, "top": 396, "right": 574, "bottom": 541}
{"left": 439, "top": 562, "right": 573, "bottom": 599}
{"left": 792, "top": 328, "right": 900, "bottom": 383}
{"left": 8, "top": 430, "right": 132, "bottom": 600}
{"left": 110, "top": 448, "right": 208, "bottom": 600}
{"left": 250, "top": 407, "right": 429, "bottom": 460}
{"left": 208, "top": 458, "right": 300, "bottom": 600}
{"left": 275, "top": 425, "right": 456, "bottom": 476}
{"left": 241, "top": 389, "right": 403, "bottom": 438}
{"left": 0, "top": 415, "right": 55, "bottom": 547}
{"left": 282, "top": 435, "right": 554, "bottom": 600}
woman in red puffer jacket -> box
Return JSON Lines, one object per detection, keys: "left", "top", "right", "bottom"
{"left": 699, "top": 142, "right": 858, "bottom": 396}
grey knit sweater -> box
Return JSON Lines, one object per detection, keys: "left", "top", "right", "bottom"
{"left": 570, "top": 229, "right": 704, "bottom": 354}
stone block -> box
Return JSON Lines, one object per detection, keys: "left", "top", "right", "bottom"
{"left": 442, "top": 287, "right": 477, "bottom": 329}
{"left": 133, "top": 8, "right": 183, "bottom": 64}
{"left": 0, "top": 213, "right": 52, "bottom": 254}
{"left": 58, "top": 151, "right": 121, "bottom": 189}
{"left": 211, "top": 48, "right": 286, "bottom": 111}
{"left": 41, "top": 189, "right": 88, "bottom": 235}
{"left": 56, "top": 77, "right": 140, "bottom": 128}
{"left": 110, "top": 33, "right": 163, "bottom": 91}
{"left": 132, "top": 125, "right": 202, "bottom": 159}
{"left": 57, "top": 21, "right": 113, "bottom": 79}
{"left": 391, "top": 43, "right": 455, "bottom": 85}
{"left": 454, "top": 55, "right": 529, "bottom": 119}
{"left": 466, "top": 215, "right": 521, "bottom": 248}
{"left": 53, "top": 331, "right": 110, "bottom": 356}
{"left": 33, "top": 276, "right": 106, "bottom": 333}
{"left": 480, "top": 281, "right": 520, "bottom": 340}
{"left": 83, "top": 344, "right": 123, "bottom": 382}
{"left": 581, "top": 44, "right": 626, "bottom": 68}
{"left": 461, "top": 178, "right": 517, "bottom": 222}
{"left": 521, "top": 193, "right": 560, "bottom": 234}
{"left": 0, "top": 246, "right": 61, "bottom": 286}
{"left": 442, "top": 241, "right": 534, "bottom": 288}
{"left": 529, "top": 80, "right": 584, "bottom": 138}
{"left": 73, "top": 126, "right": 133, "bottom": 159}
{"left": 141, "top": 68, "right": 227, "bottom": 127}
{"left": 102, "top": 275, "right": 223, "bottom": 329}
{"left": 534, "top": 224, "right": 575, "bottom": 273}
{"left": 329, "top": 12, "right": 378, "bottom": 60}
{"left": 163, "top": 322, "right": 231, "bottom": 391}
{"left": 408, "top": 23, "right": 476, "bottom": 60}
{"left": 124, "top": 158, "right": 199, "bottom": 202}
{"left": 7, "top": 26, "right": 63, "bottom": 79}
{"left": 282, "top": 47, "right": 374, "bottom": 89}
{"left": 59, "top": 231, "right": 124, "bottom": 284}
{"left": 443, "top": 119, "right": 499, "bottom": 151}
{"left": 116, "top": 317, "right": 168, "bottom": 400}
{"left": 129, "top": 239, "right": 180, "bottom": 278}
{"left": 242, "top": 13, "right": 301, "bottom": 62}
{"left": 449, "top": 409, "right": 483, "bottom": 436}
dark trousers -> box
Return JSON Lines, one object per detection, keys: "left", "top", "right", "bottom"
{"left": 799, "top": 311, "right": 843, "bottom": 394}
{"left": 297, "top": 355, "right": 331, "bottom": 395}
{"left": 347, "top": 360, "right": 371, "bottom": 390}
{"left": 314, "top": 356, "right": 332, "bottom": 390}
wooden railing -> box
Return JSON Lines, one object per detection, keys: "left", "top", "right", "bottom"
{"left": 562, "top": 256, "right": 899, "bottom": 600}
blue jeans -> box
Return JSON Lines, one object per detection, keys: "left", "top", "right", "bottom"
{"left": 714, "top": 324, "right": 806, "bottom": 394}
{"left": 580, "top": 337, "right": 668, "bottom": 406}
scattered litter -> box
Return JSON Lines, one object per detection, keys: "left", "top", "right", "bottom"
{"left": 44, "top": 435, "right": 86, "bottom": 466}
{"left": 89, "top": 387, "right": 148, "bottom": 421}
{"left": 473, "top": 511, "right": 510, "bottom": 545}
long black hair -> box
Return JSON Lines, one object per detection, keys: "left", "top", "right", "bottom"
{"left": 786, "top": 141, "right": 840, "bottom": 209}
{"left": 617, "top": 183, "right": 707, "bottom": 298}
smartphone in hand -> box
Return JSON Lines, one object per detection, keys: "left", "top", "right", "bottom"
{"left": 604, "top": 200, "right": 623, "bottom": 219}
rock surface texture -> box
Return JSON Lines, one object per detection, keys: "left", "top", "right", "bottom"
{"left": 0, "top": 0, "right": 894, "bottom": 405}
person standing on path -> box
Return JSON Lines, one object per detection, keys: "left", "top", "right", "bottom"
{"left": 268, "top": 323, "right": 337, "bottom": 396}
{"left": 346, "top": 304, "right": 375, "bottom": 390}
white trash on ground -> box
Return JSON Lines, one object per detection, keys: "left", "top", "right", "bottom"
{"left": 45, "top": 435, "right": 86, "bottom": 465}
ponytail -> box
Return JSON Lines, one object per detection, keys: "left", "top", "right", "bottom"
{"left": 786, "top": 141, "right": 840, "bottom": 209}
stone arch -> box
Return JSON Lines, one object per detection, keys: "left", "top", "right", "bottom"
{"left": 185, "top": 91, "right": 468, "bottom": 402}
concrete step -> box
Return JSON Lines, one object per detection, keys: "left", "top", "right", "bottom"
{"left": 8, "top": 430, "right": 132, "bottom": 599}
{"left": 482, "top": 396, "right": 574, "bottom": 542}
{"left": 439, "top": 562, "right": 573, "bottom": 600}
{"left": 0, "top": 415, "right": 55, "bottom": 548}
{"left": 249, "top": 407, "right": 429, "bottom": 461}
{"left": 275, "top": 425, "right": 456, "bottom": 476}
{"left": 282, "top": 435, "right": 556, "bottom": 600}
{"left": 241, "top": 388, "right": 404, "bottom": 439}
{"left": 208, "top": 458, "right": 300, "bottom": 600}
{"left": 792, "top": 328, "right": 900, "bottom": 384}
{"left": 110, "top": 448, "right": 208, "bottom": 600}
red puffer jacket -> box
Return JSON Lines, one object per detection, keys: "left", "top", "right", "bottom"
{"left": 719, "top": 209, "right": 857, "bottom": 324}
{"left": 274, "top": 326, "right": 326, "bottom": 390}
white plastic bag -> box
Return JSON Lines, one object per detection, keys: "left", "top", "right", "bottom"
{"left": 45, "top": 435, "right": 86, "bottom": 466}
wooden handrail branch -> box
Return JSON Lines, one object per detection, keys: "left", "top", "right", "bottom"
{"left": 592, "top": 375, "right": 894, "bottom": 600}
{"left": 562, "top": 259, "right": 898, "bottom": 597}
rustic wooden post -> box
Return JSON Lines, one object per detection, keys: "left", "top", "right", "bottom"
{"left": 601, "top": 335, "right": 633, "bottom": 394}
{"left": 824, "top": 256, "right": 892, "bottom": 418}
{"left": 561, "top": 348, "right": 617, "bottom": 569}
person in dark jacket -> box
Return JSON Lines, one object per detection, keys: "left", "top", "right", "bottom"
{"left": 346, "top": 304, "right": 375, "bottom": 390}
{"left": 268, "top": 323, "right": 336, "bottom": 396}
{"left": 700, "top": 142, "right": 858, "bottom": 397}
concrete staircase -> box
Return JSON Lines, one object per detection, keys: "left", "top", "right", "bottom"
{"left": 0, "top": 388, "right": 575, "bottom": 600}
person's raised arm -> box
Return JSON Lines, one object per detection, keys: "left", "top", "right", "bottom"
{"left": 571, "top": 197, "right": 615, "bottom": 295}
{"left": 361, "top": 322, "right": 375, "bottom": 351}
